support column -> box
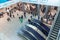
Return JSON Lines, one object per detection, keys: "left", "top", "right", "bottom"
{"left": 37, "top": 4, "right": 40, "bottom": 20}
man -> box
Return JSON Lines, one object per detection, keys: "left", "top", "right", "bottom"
{"left": 24, "top": 12, "right": 26, "bottom": 18}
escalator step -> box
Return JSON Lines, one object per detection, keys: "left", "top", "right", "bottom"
{"left": 49, "top": 38, "right": 54, "bottom": 40}
{"left": 53, "top": 26, "right": 60, "bottom": 29}
{"left": 52, "top": 31, "right": 58, "bottom": 34}
{"left": 49, "top": 36, "right": 56, "bottom": 40}
{"left": 55, "top": 23, "right": 60, "bottom": 25}
{"left": 53, "top": 29, "right": 59, "bottom": 32}
{"left": 50, "top": 34, "right": 57, "bottom": 38}
{"left": 53, "top": 27, "right": 59, "bottom": 30}
{"left": 54, "top": 25, "right": 60, "bottom": 27}
{"left": 51, "top": 33, "right": 57, "bottom": 36}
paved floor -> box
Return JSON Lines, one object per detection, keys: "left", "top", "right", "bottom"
{"left": 0, "top": 11, "right": 31, "bottom": 40}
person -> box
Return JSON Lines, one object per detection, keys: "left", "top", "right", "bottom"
{"left": 7, "top": 12, "right": 9, "bottom": 16}
{"left": 10, "top": 13, "right": 12, "bottom": 18}
{"left": 19, "top": 16, "right": 22, "bottom": 23}
{"left": 30, "top": 4, "right": 37, "bottom": 17}
{"left": 0, "top": 12, "right": 3, "bottom": 18}
{"left": 6, "top": 8, "right": 9, "bottom": 13}
{"left": 13, "top": 15, "right": 15, "bottom": 18}
{"left": 30, "top": 15, "right": 32, "bottom": 19}
{"left": 42, "top": 7, "right": 46, "bottom": 13}
{"left": 10, "top": 14, "right": 12, "bottom": 17}
{"left": 28, "top": 19, "right": 31, "bottom": 22}
{"left": 21, "top": 15, "right": 23, "bottom": 23}
{"left": 17, "top": 14, "right": 19, "bottom": 16}
{"left": 19, "top": 17, "right": 20, "bottom": 19}
{"left": 54, "top": 7, "right": 57, "bottom": 10}
{"left": 7, "top": 18, "right": 11, "bottom": 21}
{"left": 21, "top": 15, "right": 23, "bottom": 19}
{"left": 24, "top": 12, "right": 26, "bottom": 18}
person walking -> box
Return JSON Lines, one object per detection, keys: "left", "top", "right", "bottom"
{"left": 24, "top": 12, "right": 26, "bottom": 18}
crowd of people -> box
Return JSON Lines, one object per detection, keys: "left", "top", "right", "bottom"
{"left": 0, "top": 2, "right": 38, "bottom": 23}
{"left": 0, "top": 2, "right": 58, "bottom": 25}
{"left": 40, "top": 5, "right": 58, "bottom": 25}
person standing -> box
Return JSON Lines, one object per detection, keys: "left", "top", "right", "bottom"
{"left": 10, "top": 13, "right": 12, "bottom": 18}
{"left": 13, "top": 15, "right": 15, "bottom": 18}
{"left": 21, "top": 15, "right": 23, "bottom": 23}
{"left": 30, "top": 15, "right": 32, "bottom": 20}
{"left": 24, "top": 12, "right": 26, "bottom": 18}
{"left": 7, "top": 18, "right": 11, "bottom": 22}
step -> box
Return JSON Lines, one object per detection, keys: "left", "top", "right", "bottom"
{"left": 51, "top": 32, "right": 57, "bottom": 36}
{"left": 50, "top": 34, "right": 57, "bottom": 38}
{"left": 55, "top": 22, "right": 60, "bottom": 25}
{"left": 49, "top": 36, "right": 56, "bottom": 40}
{"left": 52, "top": 31, "right": 58, "bottom": 34}
{"left": 53, "top": 28, "right": 59, "bottom": 31}
{"left": 54, "top": 25, "right": 60, "bottom": 27}
{"left": 54, "top": 26, "right": 60, "bottom": 29}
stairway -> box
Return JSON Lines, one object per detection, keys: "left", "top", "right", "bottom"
{"left": 48, "top": 12, "right": 60, "bottom": 40}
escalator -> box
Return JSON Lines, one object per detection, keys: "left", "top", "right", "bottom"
{"left": 47, "top": 12, "right": 60, "bottom": 40}
{"left": 18, "top": 18, "right": 50, "bottom": 40}
{"left": 28, "top": 19, "right": 49, "bottom": 36}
